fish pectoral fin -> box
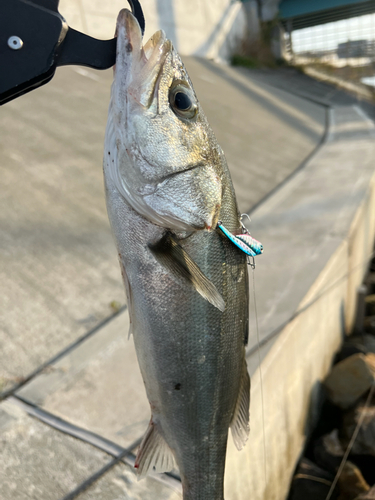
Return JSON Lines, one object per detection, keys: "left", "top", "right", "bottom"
{"left": 230, "top": 359, "right": 250, "bottom": 450}
{"left": 135, "top": 419, "right": 176, "bottom": 479}
{"left": 149, "top": 233, "right": 225, "bottom": 312}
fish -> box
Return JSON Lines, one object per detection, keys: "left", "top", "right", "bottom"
{"left": 103, "top": 8, "right": 250, "bottom": 500}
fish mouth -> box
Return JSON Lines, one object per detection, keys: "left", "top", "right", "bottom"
{"left": 114, "top": 9, "right": 172, "bottom": 107}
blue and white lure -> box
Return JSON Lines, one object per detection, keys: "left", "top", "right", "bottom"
{"left": 217, "top": 217, "right": 263, "bottom": 268}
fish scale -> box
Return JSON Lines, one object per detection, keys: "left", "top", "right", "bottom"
{"left": 104, "top": 8, "right": 250, "bottom": 500}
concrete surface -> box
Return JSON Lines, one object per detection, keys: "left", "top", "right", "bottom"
{"left": 0, "top": 398, "right": 110, "bottom": 500}
{"left": 246, "top": 106, "right": 375, "bottom": 355}
{"left": 0, "top": 58, "right": 325, "bottom": 398}
{"left": 0, "top": 66, "right": 125, "bottom": 395}
{"left": 71, "top": 463, "right": 181, "bottom": 500}
{"left": 0, "top": 396, "right": 182, "bottom": 500}
{"left": 186, "top": 58, "right": 326, "bottom": 213}
{"left": 16, "top": 312, "right": 150, "bottom": 450}
{"left": 228, "top": 105, "right": 375, "bottom": 500}
{"left": 1, "top": 56, "right": 375, "bottom": 500}
{"left": 240, "top": 65, "right": 375, "bottom": 122}
{"left": 59, "top": 0, "right": 247, "bottom": 61}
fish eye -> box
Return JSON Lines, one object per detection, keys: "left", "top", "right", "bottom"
{"left": 169, "top": 83, "right": 198, "bottom": 120}
{"left": 174, "top": 92, "right": 192, "bottom": 111}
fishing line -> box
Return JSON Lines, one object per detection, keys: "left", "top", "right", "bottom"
{"left": 325, "top": 382, "right": 375, "bottom": 500}
{"left": 251, "top": 265, "right": 268, "bottom": 489}
{"left": 236, "top": 212, "right": 267, "bottom": 487}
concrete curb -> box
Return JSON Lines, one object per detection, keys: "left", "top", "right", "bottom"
{"left": 225, "top": 105, "right": 375, "bottom": 500}
{"left": 303, "top": 66, "right": 374, "bottom": 103}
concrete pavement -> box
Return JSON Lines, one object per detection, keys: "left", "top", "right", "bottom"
{"left": 3, "top": 59, "right": 373, "bottom": 500}
{"left": 0, "top": 58, "right": 325, "bottom": 397}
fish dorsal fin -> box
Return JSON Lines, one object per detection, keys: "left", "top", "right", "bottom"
{"left": 230, "top": 359, "right": 250, "bottom": 450}
{"left": 149, "top": 233, "right": 225, "bottom": 312}
{"left": 135, "top": 420, "right": 176, "bottom": 479}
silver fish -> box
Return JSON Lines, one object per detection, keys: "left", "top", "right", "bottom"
{"left": 104, "top": 8, "right": 250, "bottom": 500}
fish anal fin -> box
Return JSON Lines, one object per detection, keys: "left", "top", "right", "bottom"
{"left": 149, "top": 233, "right": 225, "bottom": 312}
{"left": 230, "top": 359, "right": 250, "bottom": 450}
{"left": 135, "top": 419, "right": 176, "bottom": 479}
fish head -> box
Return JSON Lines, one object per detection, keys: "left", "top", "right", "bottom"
{"left": 105, "top": 9, "right": 223, "bottom": 232}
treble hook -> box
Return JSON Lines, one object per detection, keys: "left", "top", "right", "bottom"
{"left": 248, "top": 256, "right": 256, "bottom": 269}
{"left": 240, "top": 213, "right": 251, "bottom": 235}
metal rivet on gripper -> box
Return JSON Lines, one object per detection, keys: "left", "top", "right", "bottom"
{"left": 8, "top": 36, "right": 23, "bottom": 50}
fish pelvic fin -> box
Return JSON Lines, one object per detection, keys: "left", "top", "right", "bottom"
{"left": 230, "top": 359, "right": 250, "bottom": 450}
{"left": 149, "top": 233, "right": 225, "bottom": 312}
{"left": 135, "top": 419, "right": 176, "bottom": 479}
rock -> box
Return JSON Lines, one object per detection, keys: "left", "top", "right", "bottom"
{"left": 361, "top": 335, "right": 375, "bottom": 354}
{"left": 314, "top": 429, "right": 344, "bottom": 473}
{"left": 341, "top": 404, "right": 375, "bottom": 456}
{"left": 335, "top": 342, "right": 368, "bottom": 363}
{"left": 337, "top": 461, "right": 369, "bottom": 500}
{"left": 324, "top": 354, "right": 375, "bottom": 409}
{"left": 355, "top": 485, "right": 375, "bottom": 499}
{"left": 289, "top": 458, "right": 338, "bottom": 500}
{"left": 365, "top": 295, "right": 375, "bottom": 316}
{"left": 338, "top": 335, "right": 375, "bottom": 359}
{"left": 365, "top": 273, "right": 375, "bottom": 296}
{"left": 313, "top": 398, "right": 342, "bottom": 436}
{"left": 349, "top": 455, "right": 375, "bottom": 486}
{"left": 364, "top": 316, "right": 375, "bottom": 333}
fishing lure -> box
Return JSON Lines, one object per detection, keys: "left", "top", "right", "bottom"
{"left": 217, "top": 221, "right": 263, "bottom": 258}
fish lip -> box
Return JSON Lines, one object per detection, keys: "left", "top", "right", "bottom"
{"left": 114, "top": 9, "right": 170, "bottom": 91}
{"left": 115, "top": 8, "right": 143, "bottom": 55}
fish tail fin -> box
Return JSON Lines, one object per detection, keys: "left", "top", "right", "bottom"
{"left": 230, "top": 359, "right": 250, "bottom": 450}
{"left": 134, "top": 418, "right": 176, "bottom": 479}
